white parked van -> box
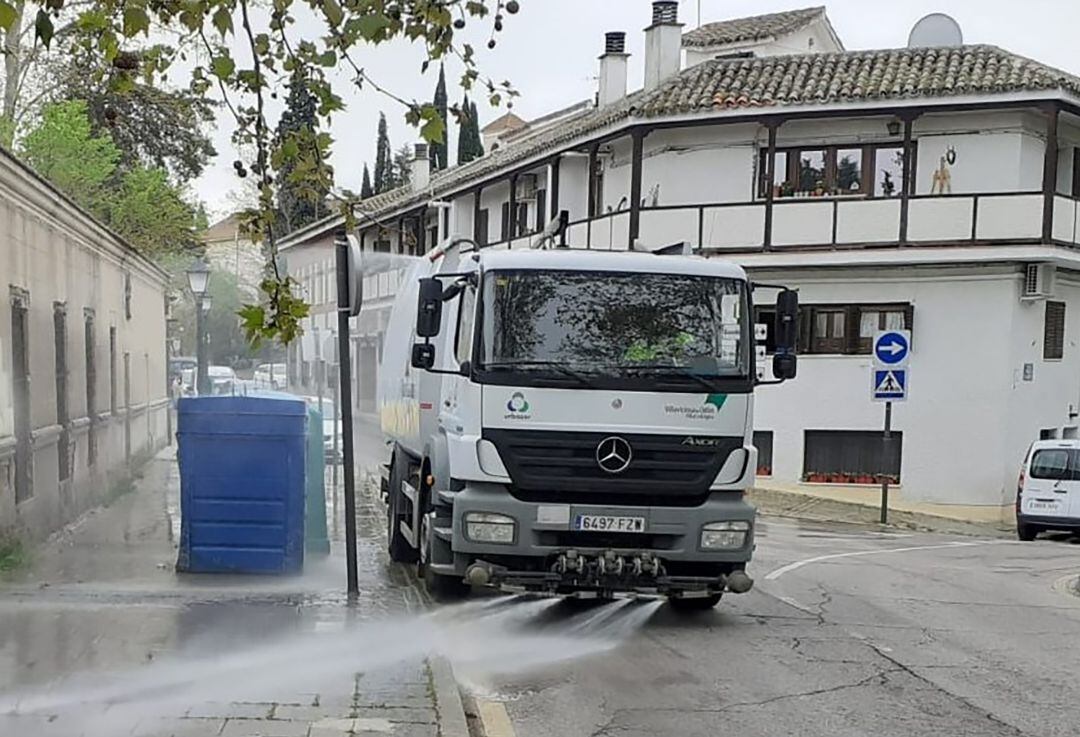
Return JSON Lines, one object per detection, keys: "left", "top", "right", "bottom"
{"left": 1016, "top": 440, "right": 1080, "bottom": 540}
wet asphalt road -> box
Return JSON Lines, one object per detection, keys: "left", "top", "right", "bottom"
{"left": 473, "top": 519, "right": 1080, "bottom": 737}
{"left": 8, "top": 413, "right": 1080, "bottom": 737}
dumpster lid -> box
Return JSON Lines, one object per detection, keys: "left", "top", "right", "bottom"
{"left": 178, "top": 395, "right": 307, "bottom": 416}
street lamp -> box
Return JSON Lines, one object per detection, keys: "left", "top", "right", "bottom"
{"left": 186, "top": 257, "right": 211, "bottom": 395}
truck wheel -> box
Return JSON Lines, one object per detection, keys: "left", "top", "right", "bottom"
{"left": 386, "top": 452, "right": 418, "bottom": 563}
{"left": 419, "top": 513, "right": 469, "bottom": 601}
{"left": 1017, "top": 522, "right": 1040, "bottom": 541}
{"left": 668, "top": 594, "right": 722, "bottom": 612}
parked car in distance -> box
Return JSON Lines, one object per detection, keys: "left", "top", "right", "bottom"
{"left": 170, "top": 356, "right": 197, "bottom": 381}
{"left": 254, "top": 363, "right": 287, "bottom": 389}
{"left": 304, "top": 396, "right": 342, "bottom": 464}
{"left": 208, "top": 365, "right": 237, "bottom": 395}
{"left": 1016, "top": 439, "right": 1080, "bottom": 540}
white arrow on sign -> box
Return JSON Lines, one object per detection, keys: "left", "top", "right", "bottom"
{"left": 878, "top": 341, "right": 905, "bottom": 356}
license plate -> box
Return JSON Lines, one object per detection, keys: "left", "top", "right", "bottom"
{"left": 574, "top": 515, "right": 645, "bottom": 532}
{"left": 1028, "top": 500, "right": 1061, "bottom": 513}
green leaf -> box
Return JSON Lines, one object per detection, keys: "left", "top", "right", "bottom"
{"left": 211, "top": 55, "right": 235, "bottom": 80}
{"left": 122, "top": 7, "right": 150, "bottom": 37}
{"left": 212, "top": 7, "right": 233, "bottom": 37}
{"left": 0, "top": 2, "right": 17, "bottom": 31}
{"left": 419, "top": 107, "right": 446, "bottom": 145}
{"left": 355, "top": 13, "right": 390, "bottom": 40}
{"left": 323, "top": 0, "right": 343, "bottom": 27}
{"left": 316, "top": 49, "right": 337, "bottom": 67}
{"left": 35, "top": 9, "right": 54, "bottom": 48}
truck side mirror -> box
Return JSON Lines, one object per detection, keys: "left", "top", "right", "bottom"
{"left": 773, "top": 289, "right": 798, "bottom": 380}
{"left": 416, "top": 278, "right": 443, "bottom": 337}
{"left": 411, "top": 343, "right": 435, "bottom": 370}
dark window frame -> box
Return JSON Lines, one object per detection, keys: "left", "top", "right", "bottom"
{"left": 753, "top": 430, "right": 774, "bottom": 476}
{"left": 475, "top": 208, "right": 490, "bottom": 246}
{"left": 109, "top": 326, "right": 118, "bottom": 415}
{"left": 11, "top": 287, "right": 32, "bottom": 503}
{"left": 759, "top": 142, "right": 917, "bottom": 200}
{"left": 84, "top": 309, "right": 97, "bottom": 466}
{"left": 1045, "top": 300, "right": 1066, "bottom": 361}
{"left": 54, "top": 302, "right": 71, "bottom": 482}
{"left": 767, "top": 303, "right": 915, "bottom": 356}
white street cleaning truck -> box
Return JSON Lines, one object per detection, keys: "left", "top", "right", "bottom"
{"left": 377, "top": 234, "right": 797, "bottom": 609}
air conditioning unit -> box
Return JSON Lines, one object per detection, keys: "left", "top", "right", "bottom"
{"left": 1022, "top": 263, "right": 1055, "bottom": 300}
{"left": 516, "top": 173, "right": 538, "bottom": 201}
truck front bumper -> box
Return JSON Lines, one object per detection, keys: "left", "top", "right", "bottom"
{"left": 444, "top": 482, "right": 755, "bottom": 594}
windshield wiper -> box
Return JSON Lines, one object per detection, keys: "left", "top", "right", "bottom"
{"left": 481, "top": 361, "right": 600, "bottom": 389}
{"left": 615, "top": 365, "right": 729, "bottom": 393}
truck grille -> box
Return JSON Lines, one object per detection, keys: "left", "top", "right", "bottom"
{"left": 483, "top": 429, "right": 743, "bottom": 506}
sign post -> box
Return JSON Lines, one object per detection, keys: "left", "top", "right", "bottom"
{"left": 335, "top": 232, "right": 364, "bottom": 598}
{"left": 872, "top": 330, "right": 910, "bottom": 524}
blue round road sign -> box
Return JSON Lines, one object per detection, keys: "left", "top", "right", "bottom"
{"left": 874, "top": 332, "right": 909, "bottom": 365}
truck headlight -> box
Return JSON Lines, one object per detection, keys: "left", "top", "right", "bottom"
{"left": 464, "top": 512, "right": 516, "bottom": 544}
{"left": 700, "top": 521, "right": 750, "bottom": 550}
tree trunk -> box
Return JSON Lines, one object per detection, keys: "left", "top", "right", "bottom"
{"left": 2, "top": 1, "right": 26, "bottom": 127}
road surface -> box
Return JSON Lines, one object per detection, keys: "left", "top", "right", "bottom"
{"left": 457, "top": 516, "right": 1080, "bottom": 737}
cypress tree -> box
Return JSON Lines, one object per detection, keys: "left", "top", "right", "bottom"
{"left": 275, "top": 68, "right": 326, "bottom": 233}
{"left": 470, "top": 100, "right": 485, "bottom": 159}
{"left": 458, "top": 95, "right": 485, "bottom": 165}
{"left": 431, "top": 64, "right": 449, "bottom": 170}
{"left": 373, "top": 112, "right": 392, "bottom": 193}
{"left": 361, "top": 164, "right": 373, "bottom": 199}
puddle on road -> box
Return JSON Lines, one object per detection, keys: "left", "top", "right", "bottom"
{"left": 0, "top": 594, "right": 661, "bottom": 736}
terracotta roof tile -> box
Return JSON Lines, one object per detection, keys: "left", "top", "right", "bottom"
{"left": 683, "top": 7, "right": 825, "bottom": 48}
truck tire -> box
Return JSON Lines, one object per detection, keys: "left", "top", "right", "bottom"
{"left": 668, "top": 594, "right": 723, "bottom": 612}
{"left": 419, "top": 509, "right": 469, "bottom": 601}
{"left": 386, "top": 451, "right": 418, "bottom": 563}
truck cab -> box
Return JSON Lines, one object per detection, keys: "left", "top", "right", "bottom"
{"left": 378, "top": 242, "right": 796, "bottom": 609}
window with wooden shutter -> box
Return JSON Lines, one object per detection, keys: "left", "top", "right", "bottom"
{"left": 811, "top": 307, "right": 846, "bottom": 354}
{"left": 1045, "top": 301, "right": 1066, "bottom": 360}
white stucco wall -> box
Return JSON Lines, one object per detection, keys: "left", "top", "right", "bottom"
{"left": 748, "top": 265, "right": 1051, "bottom": 507}
{"left": 0, "top": 150, "right": 169, "bottom": 541}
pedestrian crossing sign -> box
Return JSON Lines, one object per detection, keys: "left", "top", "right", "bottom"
{"left": 872, "top": 369, "right": 907, "bottom": 402}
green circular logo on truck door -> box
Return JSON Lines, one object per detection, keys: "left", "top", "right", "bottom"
{"left": 507, "top": 392, "right": 530, "bottom": 413}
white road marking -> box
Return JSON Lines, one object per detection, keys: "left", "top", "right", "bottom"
{"left": 764, "top": 541, "right": 997, "bottom": 581}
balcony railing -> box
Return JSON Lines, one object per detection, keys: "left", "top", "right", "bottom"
{"left": 479, "top": 191, "right": 1072, "bottom": 253}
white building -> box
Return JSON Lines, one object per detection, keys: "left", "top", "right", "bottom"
{"left": 280, "top": 2, "right": 1080, "bottom": 521}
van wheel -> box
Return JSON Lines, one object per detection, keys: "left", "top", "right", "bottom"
{"left": 386, "top": 452, "right": 418, "bottom": 563}
{"left": 668, "top": 594, "right": 722, "bottom": 612}
{"left": 1017, "top": 522, "right": 1040, "bottom": 541}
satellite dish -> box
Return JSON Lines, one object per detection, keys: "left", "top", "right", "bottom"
{"left": 907, "top": 13, "right": 964, "bottom": 48}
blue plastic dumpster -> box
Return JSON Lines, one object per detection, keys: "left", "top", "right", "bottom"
{"left": 176, "top": 395, "right": 307, "bottom": 574}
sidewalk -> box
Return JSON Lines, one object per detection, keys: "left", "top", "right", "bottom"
{"left": 0, "top": 446, "right": 463, "bottom": 737}
{"left": 750, "top": 483, "right": 1015, "bottom": 538}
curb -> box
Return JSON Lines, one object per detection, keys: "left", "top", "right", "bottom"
{"left": 429, "top": 655, "right": 471, "bottom": 737}
{"left": 749, "top": 486, "right": 1015, "bottom": 538}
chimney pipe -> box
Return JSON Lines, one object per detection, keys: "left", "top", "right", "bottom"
{"left": 411, "top": 142, "right": 431, "bottom": 192}
{"left": 644, "top": 1, "right": 683, "bottom": 91}
{"left": 598, "top": 31, "right": 629, "bottom": 107}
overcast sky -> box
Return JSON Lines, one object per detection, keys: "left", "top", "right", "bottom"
{"left": 195, "top": 0, "right": 1080, "bottom": 221}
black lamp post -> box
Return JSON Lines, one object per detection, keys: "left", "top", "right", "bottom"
{"left": 186, "top": 257, "right": 211, "bottom": 395}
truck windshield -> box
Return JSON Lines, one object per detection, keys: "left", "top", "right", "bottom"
{"left": 477, "top": 269, "right": 750, "bottom": 389}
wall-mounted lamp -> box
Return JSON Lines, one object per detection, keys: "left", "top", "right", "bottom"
{"left": 887, "top": 119, "right": 902, "bottom": 137}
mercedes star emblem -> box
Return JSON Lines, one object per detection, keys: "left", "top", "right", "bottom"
{"left": 596, "top": 436, "right": 633, "bottom": 474}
